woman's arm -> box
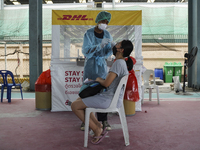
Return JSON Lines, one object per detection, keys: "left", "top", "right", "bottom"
{"left": 96, "top": 72, "right": 117, "bottom": 88}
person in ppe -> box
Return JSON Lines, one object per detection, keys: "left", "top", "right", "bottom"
{"left": 80, "top": 11, "right": 115, "bottom": 131}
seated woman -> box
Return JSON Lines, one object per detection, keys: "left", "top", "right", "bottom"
{"left": 71, "top": 40, "right": 134, "bottom": 144}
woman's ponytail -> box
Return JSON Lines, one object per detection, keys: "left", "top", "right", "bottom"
{"left": 121, "top": 40, "right": 134, "bottom": 71}
{"left": 125, "top": 56, "right": 133, "bottom": 71}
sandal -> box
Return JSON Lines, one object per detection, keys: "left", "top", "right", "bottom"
{"left": 91, "top": 131, "right": 108, "bottom": 145}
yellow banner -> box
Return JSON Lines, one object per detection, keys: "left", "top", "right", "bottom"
{"left": 52, "top": 10, "right": 142, "bottom": 26}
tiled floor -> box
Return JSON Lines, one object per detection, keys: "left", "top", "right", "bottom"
{"left": 1, "top": 85, "right": 200, "bottom": 150}
{"left": 1, "top": 99, "right": 200, "bottom": 150}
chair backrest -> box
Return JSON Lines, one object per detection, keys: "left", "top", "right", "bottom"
{"left": 109, "top": 74, "right": 129, "bottom": 109}
{"left": 143, "top": 69, "right": 155, "bottom": 86}
{"left": 0, "top": 70, "right": 16, "bottom": 86}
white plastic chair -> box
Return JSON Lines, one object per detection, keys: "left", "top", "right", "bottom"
{"left": 84, "top": 75, "right": 129, "bottom": 147}
{"left": 141, "top": 69, "right": 160, "bottom": 104}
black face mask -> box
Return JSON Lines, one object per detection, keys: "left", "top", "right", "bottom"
{"left": 112, "top": 46, "right": 117, "bottom": 56}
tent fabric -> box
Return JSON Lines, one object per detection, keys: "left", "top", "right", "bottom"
{"left": 0, "top": 5, "right": 187, "bottom": 41}
{"left": 51, "top": 10, "right": 142, "bottom": 111}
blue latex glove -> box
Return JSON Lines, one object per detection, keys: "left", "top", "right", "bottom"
{"left": 100, "top": 38, "right": 110, "bottom": 49}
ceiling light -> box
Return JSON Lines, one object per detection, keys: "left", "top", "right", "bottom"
{"left": 147, "top": 0, "right": 155, "bottom": 3}
{"left": 45, "top": 0, "right": 53, "bottom": 4}
{"left": 12, "top": 1, "right": 21, "bottom": 5}
{"left": 79, "top": 0, "right": 86, "bottom": 3}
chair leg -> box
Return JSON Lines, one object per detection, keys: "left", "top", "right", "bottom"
{"left": 7, "top": 87, "right": 12, "bottom": 103}
{"left": 141, "top": 86, "right": 144, "bottom": 104}
{"left": 156, "top": 87, "right": 160, "bottom": 105}
{"left": 149, "top": 88, "right": 152, "bottom": 101}
{"left": 1, "top": 87, "right": 4, "bottom": 102}
{"left": 84, "top": 109, "right": 91, "bottom": 147}
{"left": 20, "top": 86, "right": 23, "bottom": 100}
{"left": 7, "top": 88, "right": 9, "bottom": 99}
{"left": 118, "top": 107, "right": 130, "bottom": 146}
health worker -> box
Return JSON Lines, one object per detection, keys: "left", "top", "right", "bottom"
{"left": 81, "top": 11, "right": 115, "bottom": 131}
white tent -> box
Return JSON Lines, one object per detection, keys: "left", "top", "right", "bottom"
{"left": 51, "top": 10, "right": 143, "bottom": 112}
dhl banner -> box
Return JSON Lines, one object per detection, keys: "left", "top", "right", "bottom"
{"left": 52, "top": 10, "right": 142, "bottom": 26}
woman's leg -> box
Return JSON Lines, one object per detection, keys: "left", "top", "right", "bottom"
{"left": 71, "top": 98, "right": 103, "bottom": 142}
{"left": 90, "top": 113, "right": 103, "bottom": 129}
{"left": 71, "top": 97, "right": 87, "bottom": 123}
{"left": 71, "top": 98, "right": 101, "bottom": 132}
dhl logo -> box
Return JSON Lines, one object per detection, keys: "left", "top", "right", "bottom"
{"left": 57, "top": 15, "right": 93, "bottom": 21}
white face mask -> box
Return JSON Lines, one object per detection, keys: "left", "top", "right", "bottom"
{"left": 98, "top": 23, "right": 107, "bottom": 30}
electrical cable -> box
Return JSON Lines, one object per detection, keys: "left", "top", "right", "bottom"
{"left": 0, "top": 48, "right": 29, "bottom": 84}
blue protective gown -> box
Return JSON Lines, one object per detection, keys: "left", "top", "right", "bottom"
{"left": 82, "top": 27, "right": 113, "bottom": 80}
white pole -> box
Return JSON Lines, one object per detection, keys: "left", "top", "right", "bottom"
{"left": 4, "top": 43, "right": 7, "bottom": 70}
{"left": 112, "top": 0, "right": 115, "bottom": 8}
{"left": 78, "top": 49, "right": 79, "bottom": 58}
{"left": 0, "top": 0, "right": 3, "bottom": 10}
